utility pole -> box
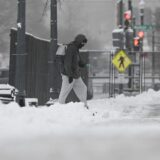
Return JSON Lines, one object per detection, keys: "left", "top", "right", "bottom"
{"left": 47, "top": 0, "right": 58, "bottom": 101}
{"left": 15, "top": 0, "right": 26, "bottom": 106}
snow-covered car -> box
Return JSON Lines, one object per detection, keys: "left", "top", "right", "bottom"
{"left": 0, "top": 84, "right": 38, "bottom": 106}
{"left": 0, "top": 84, "right": 18, "bottom": 104}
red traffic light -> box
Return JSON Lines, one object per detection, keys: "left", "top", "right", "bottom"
{"left": 124, "top": 10, "right": 131, "bottom": 20}
{"left": 138, "top": 31, "right": 144, "bottom": 39}
{"left": 134, "top": 37, "right": 140, "bottom": 46}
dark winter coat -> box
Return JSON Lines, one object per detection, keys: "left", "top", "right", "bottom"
{"left": 61, "top": 34, "right": 87, "bottom": 79}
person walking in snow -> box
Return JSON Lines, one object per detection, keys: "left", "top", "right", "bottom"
{"left": 58, "top": 34, "right": 89, "bottom": 109}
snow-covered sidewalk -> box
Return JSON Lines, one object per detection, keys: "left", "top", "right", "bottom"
{"left": 0, "top": 89, "right": 160, "bottom": 160}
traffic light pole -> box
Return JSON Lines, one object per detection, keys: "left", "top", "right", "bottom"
{"left": 15, "top": 0, "right": 26, "bottom": 106}
{"left": 140, "top": 4, "right": 145, "bottom": 92}
{"left": 140, "top": 8, "right": 144, "bottom": 51}
{"left": 117, "top": 0, "right": 124, "bottom": 94}
{"left": 126, "top": 0, "right": 133, "bottom": 89}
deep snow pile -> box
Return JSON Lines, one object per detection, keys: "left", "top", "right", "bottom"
{"left": 1, "top": 89, "right": 160, "bottom": 160}
{"left": 0, "top": 89, "right": 160, "bottom": 140}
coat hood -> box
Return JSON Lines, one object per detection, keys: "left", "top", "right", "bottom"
{"left": 74, "top": 34, "right": 87, "bottom": 48}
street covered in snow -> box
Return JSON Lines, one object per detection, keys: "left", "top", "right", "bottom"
{"left": 0, "top": 89, "right": 160, "bottom": 160}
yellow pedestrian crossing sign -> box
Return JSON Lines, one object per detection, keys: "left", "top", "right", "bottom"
{"left": 112, "top": 50, "right": 132, "bottom": 73}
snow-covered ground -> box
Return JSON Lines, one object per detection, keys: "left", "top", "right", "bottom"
{"left": 1, "top": 89, "right": 160, "bottom": 160}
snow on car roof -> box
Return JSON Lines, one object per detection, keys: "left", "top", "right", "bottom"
{"left": 0, "top": 84, "right": 16, "bottom": 90}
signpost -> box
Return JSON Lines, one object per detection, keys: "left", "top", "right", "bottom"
{"left": 112, "top": 50, "right": 132, "bottom": 94}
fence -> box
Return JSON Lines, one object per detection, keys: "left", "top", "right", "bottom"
{"left": 9, "top": 29, "right": 50, "bottom": 105}
{"left": 88, "top": 50, "right": 160, "bottom": 98}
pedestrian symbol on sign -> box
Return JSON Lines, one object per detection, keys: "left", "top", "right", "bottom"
{"left": 118, "top": 55, "right": 125, "bottom": 69}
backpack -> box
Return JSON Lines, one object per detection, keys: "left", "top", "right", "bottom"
{"left": 55, "top": 44, "right": 67, "bottom": 73}
{"left": 56, "top": 44, "right": 67, "bottom": 56}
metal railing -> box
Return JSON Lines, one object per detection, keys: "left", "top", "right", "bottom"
{"left": 88, "top": 50, "right": 160, "bottom": 98}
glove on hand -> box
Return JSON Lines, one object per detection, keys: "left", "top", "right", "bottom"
{"left": 69, "top": 77, "right": 73, "bottom": 83}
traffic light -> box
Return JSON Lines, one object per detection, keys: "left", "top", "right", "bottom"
{"left": 124, "top": 10, "right": 131, "bottom": 20}
{"left": 112, "top": 28, "right": 124, "bottom": 49}
{"left": 133, "top": 31, "right": 144, "bottom": 51}
{"left": 133, "top": 37, "right": 140, "bottom": 51}
{"left": 134, "top": 37, "right": 139, "bottom": 46}
{"left": 124, "top": 10, "right": 131, "bottom": 30}
{"left": 138, "top": 31, "right": 144, "bottom": 39}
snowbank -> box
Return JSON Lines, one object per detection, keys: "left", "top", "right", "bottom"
{"left": 0, "top": 89, "right": 160, "bottom": 139}
{"left": 1, "top": 89, "right": 160, "bottom": 160}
